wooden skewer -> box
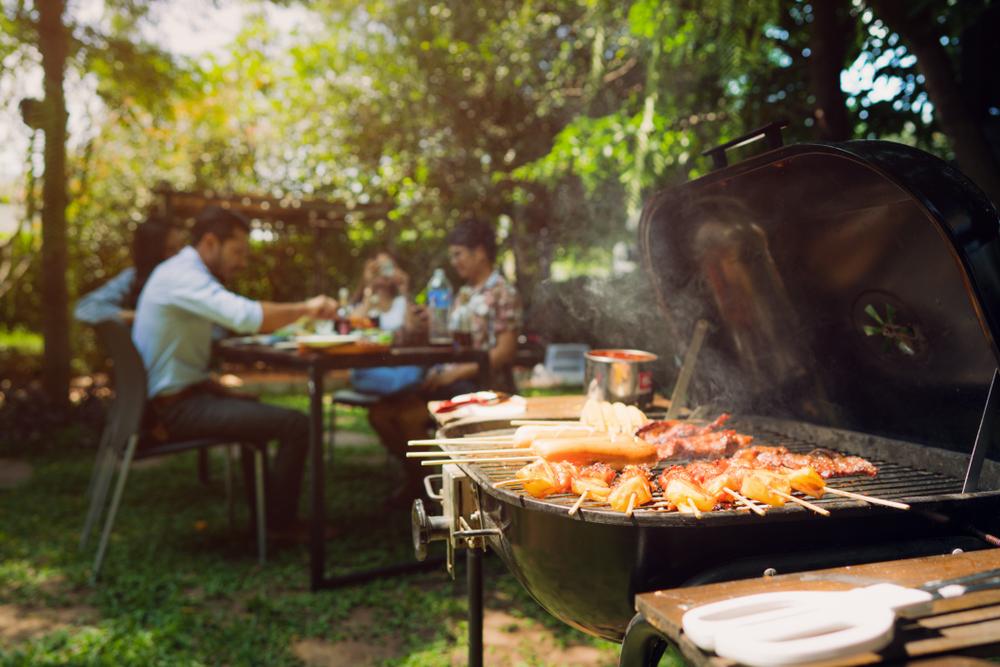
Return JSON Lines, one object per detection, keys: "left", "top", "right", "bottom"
{"left": 406, "top": 448, "right": 524, "bottom": 458}
{"left": 684, "top": 500, "right": 703, "bottom": 519}
{"left": 771, "top": 489, "right": 830, "bottom": 516}
{"left": 569, "top": 490, "right": 589, "bottom": 516}
{"left": 723, "top": 486, "right": 766, "bottom": 516}
{"left": 509, "top": 420, "right": 580, "bottom": 426}
{"left": 825, "top": 486, "right": 910, "bottom": 510}
{"left": 625, "top": 493, "right": 637, "bottom": 517}
{"left": 409, "top": 438, "right": 511, "bottom": 446}
{"left": 420, "top": 455, "right": 539, "bottom": 466}
{"left": 493, "top": 479, "right": 522, "bottom": 489}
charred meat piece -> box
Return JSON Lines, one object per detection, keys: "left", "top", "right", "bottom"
{"left": 731, "top": 445, "right": 878, "bottom": 478}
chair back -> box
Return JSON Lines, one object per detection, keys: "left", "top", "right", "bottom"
{"left": 95, "top": 320, "right": 149, "bottom": 454}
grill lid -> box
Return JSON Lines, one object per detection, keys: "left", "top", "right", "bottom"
{"left": 638, "top": 125, "right": 1000, "bottom": 453}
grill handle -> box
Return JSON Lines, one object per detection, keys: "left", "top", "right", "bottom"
{"left": 411, "top": 499, "right": 449, "bottom": 561}
{"left": 702, "top": 120, "right": 788, "bottom": 170}
{"left": 423, "top": 473, "right": 444, "bottom": 502}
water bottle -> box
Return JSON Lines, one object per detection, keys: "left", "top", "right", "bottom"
{"left": 336, "top": 287, "right": 351, "bottom": 334}
{"left": 426, "top": 268, "right": 453, "bottom": 345}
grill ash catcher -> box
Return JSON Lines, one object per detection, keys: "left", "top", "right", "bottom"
{"left": 411, "top": 123, "right": 1000, "bottom": 666}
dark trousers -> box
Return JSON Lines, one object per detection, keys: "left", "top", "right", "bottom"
{"left": 367, "top": 380, "right": 477, "bottom": 490}
{"left": 159, "top": 393, "right": 308, "bottom": 529}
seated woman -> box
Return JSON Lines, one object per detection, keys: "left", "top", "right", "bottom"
{"left": 347, "top": 252, "right": 426, "bottom": 396}
{"left": 74, "top": 215, "right": 184, "bottom": 324}
{"left": 367, "top": 219, "right": 522, "bottom": 505}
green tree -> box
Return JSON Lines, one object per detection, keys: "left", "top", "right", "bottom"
{"left": 1, "top": 0, "right": 182, "bottom": 403}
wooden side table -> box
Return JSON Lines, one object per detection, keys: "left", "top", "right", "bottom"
{"left": 621, "top": 548, "right": 1000, "bottom": 666}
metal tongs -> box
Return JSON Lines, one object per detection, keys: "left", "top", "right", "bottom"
{"left": 682, "top": 567, "right": 1000, "bottom": 666}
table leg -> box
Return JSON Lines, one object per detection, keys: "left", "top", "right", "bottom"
{"left": 309, "top": 364, "right": 326, "bottom": 591}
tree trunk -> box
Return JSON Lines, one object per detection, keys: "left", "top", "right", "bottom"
{"left": 871, "top": 0, "right": 1000, "bottom": 206}
{"left": 37, "top": 0, "right": 71, "bottom": 408}
{"left": 808, "top": 0, "right": 853, "bottom": 141}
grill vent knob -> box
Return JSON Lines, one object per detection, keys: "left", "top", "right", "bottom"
{"left": 412, "top": 498, "right": 449, "bottom": 561}
{"left": 763, "top": 568, "right": 777, "bottom": 577}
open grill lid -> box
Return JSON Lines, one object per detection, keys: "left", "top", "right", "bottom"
{"left": 638, "top": 124, "right": 1000, "bottom": 454}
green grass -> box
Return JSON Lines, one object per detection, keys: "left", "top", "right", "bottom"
{"left": 0, "top": 397, "right": 620, "bottom": 666}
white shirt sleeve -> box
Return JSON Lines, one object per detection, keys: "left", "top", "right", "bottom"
{"left": 74, "top": 268, "right": 135, "bottom": 324}
{"left": 170, "top": 274, "right": 263, "bottom": 334}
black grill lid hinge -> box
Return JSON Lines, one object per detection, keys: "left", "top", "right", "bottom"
{"left": 963, "top": 367, "right": 1000, "bottom": 493}
{"left": 701, "top": 120, "right": 789, "bottom": 171}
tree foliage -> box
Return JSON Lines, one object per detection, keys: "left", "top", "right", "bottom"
{"left": 1, "top": 0, "right": 998, "bottom": 370}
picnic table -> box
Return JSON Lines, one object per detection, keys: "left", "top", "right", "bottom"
{"left": 620, "top": 548, "right": 1000, "bottom": 666}
{"left": 216, "top": 338, "right": 489, "bottom": 590}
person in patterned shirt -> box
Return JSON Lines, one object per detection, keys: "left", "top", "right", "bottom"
{"left": 424, "top": 217, "right": 522, "bottom": 393}
{"left": 368, "top": 217, "right": 523, "bottom": 504}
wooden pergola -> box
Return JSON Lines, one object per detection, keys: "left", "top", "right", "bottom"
{"left": 151, "top": 183, "right": 393, "bottom": 295}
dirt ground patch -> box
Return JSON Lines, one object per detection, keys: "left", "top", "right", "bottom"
{"left": 292, "top": 606, "right": 615, "bottom": 667}
{"left": 293, "top": 637, "right": 400, "bottom": 667}
{"left": 470, "top": 609, "right": 614, "bottom": 667}
{"left": 0, "top": 604, "right": 98, "bottom": 646}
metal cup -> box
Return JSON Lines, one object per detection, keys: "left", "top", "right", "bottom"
{"left": 584, "top": 349, "right": 658, "bottom": 408}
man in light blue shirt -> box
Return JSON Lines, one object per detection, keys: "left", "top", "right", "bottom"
{"left": 134, "top": 206, "right": 339, "bottom": 539}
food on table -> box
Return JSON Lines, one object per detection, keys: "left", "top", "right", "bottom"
{"left": 434, "top": 391, "right": 510, "bottom": 414}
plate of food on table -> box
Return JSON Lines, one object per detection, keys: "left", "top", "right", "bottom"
{"left": 408, "top": 397, "right": 906, "bottom": 518}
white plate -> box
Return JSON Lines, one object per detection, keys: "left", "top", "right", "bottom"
{"left": 295, "top": 334, "right": 361, "bottom": 347}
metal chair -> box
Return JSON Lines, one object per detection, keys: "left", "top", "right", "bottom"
{"left": 80, "top": 320, "right": 267, "bottom": 582}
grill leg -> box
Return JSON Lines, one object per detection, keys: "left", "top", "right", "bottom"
{"left": 468, "top": 546, "right": 483, "bottom": 667}
{"left": 619, "top": 613, "right": 669, "bottom": 667}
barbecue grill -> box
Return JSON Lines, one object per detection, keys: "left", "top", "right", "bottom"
{"left": 411, "top": 123, "right": 1000, "bottom": 655}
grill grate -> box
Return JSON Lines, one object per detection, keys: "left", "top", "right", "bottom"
{"left": 443, "top": 423, "right": 966, "bottom": 518}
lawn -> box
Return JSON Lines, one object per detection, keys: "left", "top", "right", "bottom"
{"left": 0, "top": 396, "right": 621, "bottom": 666}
